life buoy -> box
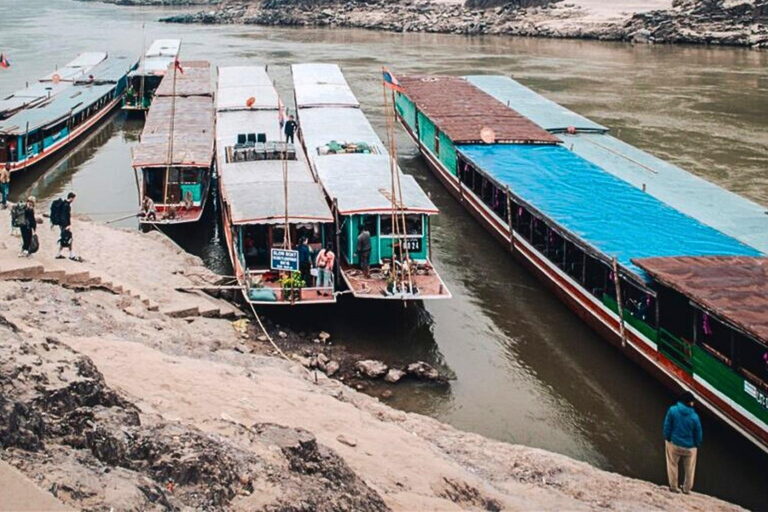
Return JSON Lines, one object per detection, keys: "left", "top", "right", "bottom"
{"left": 246, "top": 97, "right": 256, "bottom": 108}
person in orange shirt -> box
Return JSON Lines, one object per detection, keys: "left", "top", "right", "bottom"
{"left": 315, "top": 243, "right": 335, "bottom": 296}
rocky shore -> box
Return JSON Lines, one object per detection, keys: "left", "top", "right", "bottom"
{"left": 0, "top": 211, "right": 744, "bottom": 510}
{"left": 155, "top": 0, "right": 768, "bottom": 47}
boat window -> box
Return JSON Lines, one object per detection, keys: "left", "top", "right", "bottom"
{"left": 622, "top": 281, "right": 656, "bottom": 327}
{"left": 516, "top": 205, "right": 532, "bottom": 241}
{"left": 531, "top": 216, "right": 546, "bottom": 250}
{"left": 696, "top": 311, "right": 734, "bottom": 365}
{"left": 545, "top": 228, "right": 565, "bottom": 267}
{"left": 584, "top": 254, "right": 609, "bottom": 298}
{"left": 180, "top": 168, "right": 200, "bottom": 184}
{"left": 358, "top": 215, "right": 378, "bottom": 237}
{"left": 296, "top": 223, "right": 322, "bottom": 245}
{"left": 735, "top": 333, "right": 768, "bottom": 390}
{"left": 657, "top": 286, "right": 694, "bottom": 342}
{"left": 564, "top": 240, "right": 585, "bottom": 282}
{"left": 381, "top": 215, "right": 422, "bottom": 236}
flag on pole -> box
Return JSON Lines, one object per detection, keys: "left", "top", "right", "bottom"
{"left": 382, "top": 67, "right": 403, "bottom": 92}
{"left": 0, "top": 53, "right": 10, "bottom": 69}
{"left": 278, "top": 98, "right": 286, "bottom": 129}
{"left": 174, "top": 59, "right": 184, "bottom": 75}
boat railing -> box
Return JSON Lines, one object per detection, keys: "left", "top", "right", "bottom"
{"left": 658, "top": 328, "right": 693, "bottom": 374}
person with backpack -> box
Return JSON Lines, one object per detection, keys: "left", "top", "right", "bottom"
{"left": 17, "top": 196, "right": 37, "bottom": 257}
{"left": 51, "top": 192, "right": 81, "bottom": 261}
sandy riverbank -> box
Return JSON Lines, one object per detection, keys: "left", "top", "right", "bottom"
{"left": 153, "top": 0, "right": 768, "bottom": 47}
{"left": 0, "top": 210, "right": 743, "bottom": 510}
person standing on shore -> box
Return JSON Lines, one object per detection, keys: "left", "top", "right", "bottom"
{"left": 356, "top": 227, "right": 371, "bottom": 277}
{"left": 18, "top": 196, "right": 36, "bottom": 257}
{"left": 54, "top": 192, "right": 81, "bottom": 261}
{"left": 0, "top": 163, "right": 10, "bottom": 209}
{"left": 284, "top": 115, "right": 298, "bottom": 144}
{"left": 663, "top": 391, "right": 702, "bottom": 494}
{"left": 297, "top": 237, "right": 312, "bottom": 285}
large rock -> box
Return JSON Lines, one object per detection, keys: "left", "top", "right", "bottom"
{"left": 355, "top": 360, "right": 388, "bottom": 379}
{"left": 325, "top": 361, "right": 340, "bottom": 377}
{"left": 406, "top": 361, "right": 440, "bottom": 381}
{"left": 384, "top": 368, "right": 406, "bottom": 384}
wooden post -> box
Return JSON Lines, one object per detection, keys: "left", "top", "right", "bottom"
{"left": 612, "top": 257, "right": 627, "bottom": 348}
{"left": 427, "top": 215, "right": 432, "bottom": 261}
{"left": 505, "top": 185, "right": 513, "bottom": 253}
{"left": 333, "top": 198, "right": 341, "bottom": 288}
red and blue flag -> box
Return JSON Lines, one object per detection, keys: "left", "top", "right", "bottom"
{"left": 0, "top": 53, "right": 10, "bottom": 69}
{"left": 382, "top": 67, "right": 403, "bottom": 92}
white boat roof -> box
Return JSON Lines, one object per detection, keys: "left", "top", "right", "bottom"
{"left": 297, "top": 106, "right": 436, "bottom": 215}
{"left": 316, "top": 155, "right": 438, "bottom": 215}
{"left": 216, "top": 66, "right": 279, "bottom": 111}
{"left": 291, "top": 63, "right": 359, "bottom": 108}
{"left": 146, "top": 39, "right": 181, "bottom": 58}
{"left": 0, "top": 82, "right": 71, "bottom": 117}
{"left": 216, "top": 73, "right": 332, "bottom": 225}
{"left": 40, "top": 52, "right": 108, "bottom": 82}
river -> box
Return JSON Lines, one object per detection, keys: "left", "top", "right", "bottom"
{"left": 2, "top": 0, "right": 767, "bottom": 508}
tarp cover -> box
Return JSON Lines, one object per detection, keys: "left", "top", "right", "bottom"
{"left": 217, "top": 66, "right": 279, "bottom": 111}
{"left": 634, "top": 256, "right": 768, "bottom": 344}
{"left": 155, "top": 61, "right": 212, "bottom": 97}
{"left": 399, "top": 75, "right": 560, "bottom": 144}
{"left": 74, "top": 56, "right": 136, "bottom": 84}
{"left": 39, "top": 52, "right": 108, "bottom": 82}
{"left": 316, "top": 154, "right": 438, "bottom": 215}
{"left": 292, "top": 63, "right": 359, "bottom": 108}
{"left": 225, "top": 181, "right": 333, "bottom": 225}
{"left": 466, "top": 75, "right": 608, "bottom": 133}
{"left": 562, "top": 133, "right": 768, "bottom": 255}
{"left": 132, "top": 95, "right": 214, "bottom": 167}
{"left": 0, "top": 82, "right": 72, "bottom": 118}
{"left": 146, "top": 39, "right": 181, "bottom": 58}
{"left": 458, "top": 144, "right": 762, "bottom": 278}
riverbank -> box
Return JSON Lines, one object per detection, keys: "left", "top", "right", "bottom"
{"left": 153, "top": 0, "right": 768, "bottom": 47}
{"left": 0, "top": 210, "right": 743, "bottom": 510}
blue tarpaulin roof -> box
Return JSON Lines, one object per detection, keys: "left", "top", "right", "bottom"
{"left": 458, "top": 144, "right": 762, "bottom": 280}
{"left": 468, "top": 75, "right": 768, "bottom": 255}
{"left": 465, "top": 75, "right": 608, "bottom": 133}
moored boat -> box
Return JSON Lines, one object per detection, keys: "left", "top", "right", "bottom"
{"left": 292, "top": 63, "right": 451, "bottom": 300}
{"left": 395, "top": 73, "right": 768, "bottom": 453}
{"left": 123, "top": 39, "right": 181, "bottom": 113}
{"left": 216, "top": 66, "right": 336, "bottom": 305}
{"left": 132, "top": 61, "right": 214, "bottom": 225}
{"left": 0, "top": 54, "right": 136, "bottom": 172}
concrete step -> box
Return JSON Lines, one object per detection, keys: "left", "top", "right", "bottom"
{"left": 0, "top": 260, "right": 44, "bottom": 280}
{"left": 40, "top": 269, "right": 67, "bottom": 282}
{"left": 160, "top": 303, "right": 200, "bottom": 318}
{"left": 61, "top": 271, "right": 92, "bottom": 286}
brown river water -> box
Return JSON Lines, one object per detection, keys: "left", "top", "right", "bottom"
{"left": 2, "top": 0, "right": 767, "bottom": 508}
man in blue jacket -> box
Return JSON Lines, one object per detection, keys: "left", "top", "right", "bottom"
{"left": 663, "top": 391, "right": 703, "bottom": 494}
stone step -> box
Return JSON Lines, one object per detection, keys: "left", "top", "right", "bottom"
{"left": 40, "top": 269, "right": 67, "bottom": 282}
{"left": 61, "top": 271, "right": 92, "bottom": 286}
{"left": 0, "top": 260, "right": 44, "bottom": 280}
{"left": 160, "top": 303, "right": 200, "bottom": 318}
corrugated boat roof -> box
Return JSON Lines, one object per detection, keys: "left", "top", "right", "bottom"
{"left": 298, "top": 107, "right": 385, "bottom": 156}
{"left": 39, "top": 52, "right": 108, "bottom": 82}
{"left": 634, "top": 256, "right": 768, "bottom": 345}
{"left": 458, "top": 144, "right": 761, "bottom": 280}
{"left": 74, "top": 56, "right": 136, "bottom": 84}
{"left": 216, "top": 71, "right": 332, "bottom": 225}
{"left": 132, "top": 95, "right": 214, "bottom": 167}
{"left": 291, "top": 63, "right": 360, "bottom": 108}
{"left": 146, "top": 39, "right": 181, "bottom": 58}
{"left": 216, "top": 66, "right": 278, "bottom": 111}
{"left": 316, "top": 154, "right": 438, "bottom": 215}
{"left": 466, "top": 75, "right": 608, "bottom": 133}
{"left": 474, "top": 75, "right": 768, "bottom": 255}
{"left": 155, "top": 61, "right": 212, "bottom": 97}
{"left": 399, "top": 75, "right": 560, "bottom": 145}
{"left": 0, "top": 83, "right": 117, "bottom": 135}
{"left": 0, "top": 82, "right": 71, "bottom": 118}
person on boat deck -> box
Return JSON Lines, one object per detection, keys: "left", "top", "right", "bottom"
{"left": 0, "top": 163, "right": 10, "bottom": 209}
{"left": 357, "top": 227, "right": 372, "bottom": 278}
{"left": 56, "top": 192, "right": 81, "bottom": 262}
{"left": 663, "top": 391, "right": 702, "bottom": 495}
{"left": 315, "top": 244, "right": 335, "bottom": 296}
{"left": 298, "top": 237, "right": 312, "bottom": 285}
{"left": 284, "top": 115, "right": 298, "bottom": 144}
{"left": 18, "top": 197, "right": 36, "bottom": 258}
{"left": 141, "top": 196, "right": 157, "bottom": 221}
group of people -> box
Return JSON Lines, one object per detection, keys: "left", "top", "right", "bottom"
{"left": 10, "top": 189, "right": 81, "bottom": 262}
{"left": 297, "top": 238, "right": 335, "bottom": 295}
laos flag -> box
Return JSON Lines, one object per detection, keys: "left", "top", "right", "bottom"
{"left": 382, "top": 67, "right": 403, "bottom": 92}
{"left": 0, "top": 53, "right": 10, "bottom": 69}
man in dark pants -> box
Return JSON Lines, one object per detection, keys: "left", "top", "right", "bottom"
{"left": 297, "top": 237, "right": 312, "bottom": 285}
{"left": 663, "top": 391, "right": 703, "bottom": 494}
{"left": 356, "top": 227, "right": 371, "bottom": 277}
{"left": 56, "top": 192, "right": 81, "bottom": 261}
{"left": 19, "top": 196, "right": 37, "bottom": 257}
{"left": 284, "top": 115, "right": 298, "bottom": 144}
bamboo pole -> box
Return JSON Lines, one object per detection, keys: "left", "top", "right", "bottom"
{"left": 505, "top": 185, "right": 513, "bottom": 253}
{"left": 612, "top": 257, "right": 627, "bottom": 348}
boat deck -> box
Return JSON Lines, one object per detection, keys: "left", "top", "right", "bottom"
{"left": 140, "top": 205, "right": 204, "bottom": 225}
{"left": 341, "top": 262, "right": 451, "bottom": 300}
{"left": 244, "top": 271, "right": 336, "bottom": 305}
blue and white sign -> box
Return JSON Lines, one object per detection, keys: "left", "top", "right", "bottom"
{"left": 270, "top": 249, "right": 299, "bottom": 272}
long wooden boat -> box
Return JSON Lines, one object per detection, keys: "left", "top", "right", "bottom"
{"left": 395, "top": 73, "right": 768, "bottom": 453}
{"left": 292, "top": 63, "right": 451, "bottom": 301}
{"left": 132, "top": 61, "right": 214, "bottom": 225}
{"left": 0, "top": 54, "right": 137, "bottom": 172}
{"left": 0, "top": 52, "right": 108, "bottom": 120}
{"left": 123, "top": 39, "right": 181, "bottom": 113}
{"left": 216, "top": 66, "right": 336, "bottom": 305}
